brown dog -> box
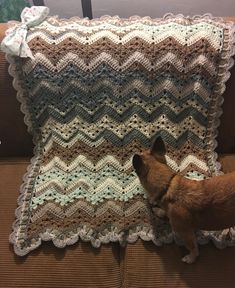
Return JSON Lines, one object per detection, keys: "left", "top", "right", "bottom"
{"left": 132, "top": 136, "right": 235, "bottom": 264}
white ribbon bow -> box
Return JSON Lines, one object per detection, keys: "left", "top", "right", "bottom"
{"left": 0, "top": 6, "right": 49, "bottom": 59}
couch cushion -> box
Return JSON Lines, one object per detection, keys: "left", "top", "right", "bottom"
{"left": 123, "top": 239, "right": 235, "bottom": 288}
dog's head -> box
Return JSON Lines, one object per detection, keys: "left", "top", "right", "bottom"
{"left": 132, "top": 136, "right": 173, "bottom": 205}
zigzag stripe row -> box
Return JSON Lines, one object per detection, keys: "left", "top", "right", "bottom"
{"left": 41, "top": 128, "right": 206, "bottom": 152}
{"left": 30, "top": 178, "right": 144, "bottom": 209}
{"left": 30, "top": 200, "right": 148, "bottom": 222}
{"left": 34, "top": 169, "right": 139, "bottom": 192}
{"left": 42, "top": 131, "right": 204, "bottom": 153}
{"left": 33, "top": 156, "right": 208, "bottom": 195}
{"left": 31, "top": 86, "right": 210, "bottom": 122}
{"left": 43, "top": 133, "right": 106, "bottom": 151}
{"left": 33, "top": 99, "right": 207, "bottom": 126}
{"left": 34, "top": 174, "right": 137, "bottom": 194}
{"left": 36, "top": 19, "right": 222, "bottom": 35}
{"left": 41, "top": 137, "right": 207, "bottom": 164}
{"left": 27, "top": 28, "right": 222, "bottom": 50}
{"left": 28, "top": 63, "right": 214, "bottom": 95}
{"left": 39, "top": 155, "right": 132, "bottom": 173}
{"left": 40, "top": 114, "right": 206, "bottom": 142}
{"left": 42, "top": 128, "right": 206, "bottom": 149}
{"left": 27, "top": 71, "right": 214, "bottom": 115}
{"left": 23, "top": 51, "right": 217, "bottom": 76}
{"left": 29, "top": 36, "right": 219, "bottom": 61}
{"left": 33, "top": 175, "right": 139, "bottom": 197}
{"left": 165, "top": 154, "right": 208, "bottom": 172}
{"left": 30, "top": 78, "right": 212, "bottom": 105}
{"left": 35, "top": 163, "right": 135, "bottom": 189}
{"left": 38, "top": 154, "right": 208, "bottom": 176}
{"left": 49, "top": 103, "right": 207, "bottom": 125}
{"left": 33, "top": 20, "right": 220, "bottom": 31}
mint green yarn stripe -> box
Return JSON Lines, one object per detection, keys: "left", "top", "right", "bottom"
{"left": 34, "top": 166, "right": 137, "bottom": 187}
{"left": 30, "top": 184, "right": 146, "bottom": 210}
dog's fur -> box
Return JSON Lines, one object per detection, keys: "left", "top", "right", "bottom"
{"left": 132, "top": 136, "right": 235, "bottom": 264}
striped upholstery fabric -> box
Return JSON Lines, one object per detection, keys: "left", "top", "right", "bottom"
{"left": 3, "top": 14, "right": 235, "bottom": 256}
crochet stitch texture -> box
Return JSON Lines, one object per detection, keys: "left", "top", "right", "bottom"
{"left": 5, "top": 13, "right": 235, "bottom": 256}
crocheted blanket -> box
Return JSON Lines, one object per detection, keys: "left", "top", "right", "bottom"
{"left": 3, "top": 11, "right": 235, "bottom": 256}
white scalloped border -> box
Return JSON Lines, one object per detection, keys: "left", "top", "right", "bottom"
{"left": 4, "top": 14, "right": 235, "bottom": 256}
{"left": 46, "top": 12, "right": 226, "bottom": 26}
{"left": 205, "top": 18, "right": 235, "bottom": 177}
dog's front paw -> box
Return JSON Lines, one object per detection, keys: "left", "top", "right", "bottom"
{"left": 181, "top": 254, "right": 197, "bottom": 264}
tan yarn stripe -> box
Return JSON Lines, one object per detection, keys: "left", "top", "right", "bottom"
{"left": 28, "top": 36, "right": 219, "bottom": 60}
{"left": 28, "top": 196, "right": 152, "bottom": 239}
{"left": 29, "top": 194, "right": 150, "bottom": 220}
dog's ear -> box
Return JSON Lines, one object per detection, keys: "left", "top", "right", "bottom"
{"left": 132, "top": 154, "right": 145, "bottom": 176}
{"left": 150, "top": 136, "right": 166, "bottom": 164}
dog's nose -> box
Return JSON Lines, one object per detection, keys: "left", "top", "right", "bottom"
{"left": 132, "top": 154, "right": 140, "bottom": 164}
{"left": 132, "top": 154, "right": 143, "bottom": 173}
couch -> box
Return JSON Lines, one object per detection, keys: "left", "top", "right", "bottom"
{"left": 1, "top": 18, "right": 235, "bottom": 288}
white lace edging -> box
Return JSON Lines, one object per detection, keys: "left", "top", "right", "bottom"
{"left": 4, "top": 14, "right": 235, "bottom": 256}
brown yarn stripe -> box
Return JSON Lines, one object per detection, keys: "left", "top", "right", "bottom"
{"left": 40, "top": 139, "right": 208, "bottom": 167}
{"left": 41, "top": 138, "right": 146, "bottom": 165}
{"left": 167, "top": 141, "right": 207, "bottom": 162}
{"left": 28, "top": 35, "right": 220, "bottom": 60}
{"left": 26, "top": 37, "right": 218, "bottom": 82}
{"left": 27, "top": 195, "right": 152, "bottom": 238}
{"left": 30, "top": 194, "right": 149, "bottom": 215}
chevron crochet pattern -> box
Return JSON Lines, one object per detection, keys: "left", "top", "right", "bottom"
{"left": 5, "top": 13, "right": 235, "bottom": 256}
